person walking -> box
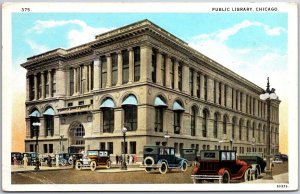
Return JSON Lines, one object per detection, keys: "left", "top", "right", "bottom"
{"left": 116, "top": 154, "right": 119, "bottom": 165}
{"left": 129, "top": 154, "right": 133, "bottom": 165}
{"left": 133, "top": 154, "right": 137, "bottom": 164}
{"left": 23, "top": 154, "right": 28, "bottom": 169}
{"left": 48, "top": 155, "right": 52, "bottom": 167}
{"left": 13, "top": 155, "right": 18, "bottom": 165}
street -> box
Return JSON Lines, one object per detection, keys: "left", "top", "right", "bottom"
{"left": 11, "top": 162, "right": 288, "bottom": 184}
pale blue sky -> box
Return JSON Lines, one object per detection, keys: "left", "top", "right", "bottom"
{"left": 12, "top": 12, "right": 288, "bottom": 99}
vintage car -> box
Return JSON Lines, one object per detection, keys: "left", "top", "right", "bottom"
{"left": 180, "top": 148, "right": 198, "bottom": 165}
{"left": 140, "top": 146, "right": 188, "bottom": 174}
{"left": 191, "top": 150, "right": 253, "bottom": 183}
{"left": 274, "top": 154, "right": 288, "bottom": 161}
{"left": 75, "top": 150, "right": 111, "bottom": 171}
{"left": 237, "top": 154, "right": 266, "bottom": 179}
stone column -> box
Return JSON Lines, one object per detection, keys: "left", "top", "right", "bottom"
{"left": 232, "top": 88, "right": 236, "bottom": 110}
{"left": 93, "top": 57, "right": 100, "bottom": 91}
{"left": 165, "top": 55, "right": 171, "bottom": 88}
{"left": 26, "top": 76, "right": 30, "bottom": 101}
{"left": 207, "top": 77, "right": 214, "bottom": 103}
{"left": 200, "top": 74, "right": 205, "bottom": 100}
{"left": 117, "top": 51, "right": 123, "bottom": 86}
{"left": 34, "top": 73, "right": 38, "bottom": 100}
{"left": 106, "top": 54, "right": 112, "bottom": 88}
{"left": 56, "top": 67, "right": 66, "bottom": 97}
{"left": 83, "top": 64, "right": 88, "bottom": 93}
{"left": 182, "top": 63, "right": 190, "bottom": 95}
{"left": 128, "top": 48, "right": 134, "bottom": 84}
{"left": 242, "top": 93, "right": 246, "bottom": 113}
{"left": 48, "top": 70, "right": 53, "bottom": 97}
{"left": 227, "top": 86, "right": 232, "bottom": 109}
{"left": 88, "top": 64, "right": 92, "bottom": 91}
{"left": 41, "top": 72, "right": 45, "bottom": 99}
{"left": 73, "top": 68, "right": 77, "bottom": 94}
{"left": 174, "top": 60, "right": 179, "bottom": 90}
{"left": 193, "top": 71, "right": 197, "bottom": 97}
{"left": 156, "top": 51, "right": 162, "bottom": 86}
{"left": 215, "top": 81, "right": 221, "bottom": 104}
{"left": 140, "top": 45, "right": 152, "bottom": 82}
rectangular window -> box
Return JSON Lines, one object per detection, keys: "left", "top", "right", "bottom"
{"left": 122, "top": 50, "right": 129, "bottom": 84}
{"left": 170, "top": 59, "right": 174, "bottom": 88}
{"left": 178, "top": 63, "right": 182, "bottom": 91}
{"left": 219, "top": 83, "right": 222, "bottom": 105}
{"left": 246, "top": 95, "right": 248, "bottom": 113}
{"left": 179, "top": 143, "right": 184, "bottom": 153}
{"left": 197, "top": 74, "right": 200, "bottom": 98}
{"left": 100, "top": 142, "right": 106, "bottom": 150}
{"left": 189, "top": 69, "right": 193, "bottom": 96}
{"left": 161, "top": 55, "right": 166, "bottom": 86}
{"left": 29, "top": 75, "right": 35, "bottom": 100}
{"left": 196, "top": 144, "right": 199, "bottom": 154}
{"left": 111, "top": 53, "right": 118, "bottom": 86}
{"left": 107, "top": 142, "right": 113, "bottom": 154}
{"left": 240, "top": 92, "right": 243, "bottom": 111}
{"left": 204, "top": 76, "right": 208, "bottom": 101}
{"left": 236, "top": 90, "right": 239, "bottom": 111}
{"left": 80, "top": 65, "right": 84, "bottom": 93}
{"left": 38, "top": 73, "right": 42, "bottom": 99}
{"left": 156, "top": 142, "right": 160, "bottom": 146}
{"left": 155, "top": 108, "right": 163, "bottom": 132}
{"left": 130, "top": 142, "right": 136, "bottom": 154}
{"left": 249, "top": 97, "right": 252, "bottom": 114}
{"left": 45, "top": 115, "right": 54, "bottom": 136}
{"left": 67, "top": 102, "right": 73, "bottom": 107}
{"left": 174, "top": 143, "right": 179, "bottom": 154}
{"left": 253, "top": 99, "right": 256, "bottom": 115}
{"left": 90, "top": 62, "right": 94, "bottom": 90}
{"left": 79, "top": 101, "right": 84, "bottom": 105}
{"left": 174, "top": 111, "right": 181, "bottom": 134}
{"left": 69, "top": 68, "right": 74, "bottom": 95}
{"left": 52, "top": 70, "right": 56, "bottom": 96}
{"left": 103, "top": 108, "right": 114, "bottom": 133}
{"left": 224, "top": 85, "right": 227, "bottom": 107}
{"left": 43, "top": 144, "right": 48, "bottom": 153}
{"left": 152, "top": 49, "right": 157, "bottom": 83}
{"left": 101, "top": 56, "right": 107, "bottom": 88}
{"left": 214, "top": 80, "right": 216, "bottom": 103}
{"left": 134, "top": 47, "right": 140, "bottom": 82}
{"left": 30, "top": 144, "right": 34, "bottom": 152}
{"left": 124, "top": 106, "right": 137, "bottom": 131}
{"left": 49, "top": 144, "right": 53, "bottom": 153}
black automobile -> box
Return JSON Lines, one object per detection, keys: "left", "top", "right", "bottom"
{"left": 274, "top": 154, "right": 288, "bottom": 161}
{"left": 140, "top": 145, "right": 188, "bottom": 174}
{"left": 237, "top": 155, "right": 267, "bottom": 179}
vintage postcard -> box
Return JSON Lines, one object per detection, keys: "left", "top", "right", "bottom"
{"left": 2, "top": 1, "right": 298, "bottom": 192}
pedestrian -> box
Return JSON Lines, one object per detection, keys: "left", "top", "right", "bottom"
{"left": 13, "top": 155, "right": 18, "bottom": 165}
{"left": 133, "top": 154, "right": 137, "bottom": 163}
{"left": 23, "top": 154, "right": 28, "bottom": 169}
{"left": 116, "top": 154, "right": 119, "bottom": 165}
{"left": 129, "top": 154, "right": 133, "bottom": 165}
{"left": 127, "top": 155, "right": 130, "bottom": 165}
{"left": 48, "top": 155, "right": 52, "bottom": 167}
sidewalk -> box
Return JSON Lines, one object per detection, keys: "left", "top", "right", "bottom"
{"left": 242, "top": 173, "right": 288, "bottom": 184}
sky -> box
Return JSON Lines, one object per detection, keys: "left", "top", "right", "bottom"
{"left": 11, "top": 12, "right": 288, "bottom": 153}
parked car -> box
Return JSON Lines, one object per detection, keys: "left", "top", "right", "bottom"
{"left": 69, "top": 153, "right": 83, "bottom": 166}
{"left": 237, "top": 154, "right": 266, "bottom": 179}
{"left": 274, "top": 154, "right": 288, "bottom": 161}
{"left": 140, "top": 145, "right": 188, "bottom": 174}
{"left": 180, "top": 148, "right": 198, "bottom": 165}
{"left": 75, "top": 150, "right": 111, "bottom": 171}
{"left": 11, "top": 152, "right": 23, "bottom": 165}
{"left": 23, "top": 152, "right": 38, "bottom": 166}
{"left": 192, "top": 150, "right": 253, "bottom": 183}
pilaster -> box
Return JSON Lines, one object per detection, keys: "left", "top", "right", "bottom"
{"left": 174, "top": 60, "right": 179, "bottom": 90}
{"left": 156, "top": 51, "right": 162, "bottom": 86}
{"left": 128, "top": 48, "right": 134, "bottom": 84}
{"left": 140, "top": 45, "right": 152, "bottom": 82}
{"left": 117, "top": 51, "right": 123, "bottom": 86}
{"left": 182, "top": 63, "right": 190, "bottom": 95}
{"left": 106, "top": 54, "right": 112, "bottom": 88}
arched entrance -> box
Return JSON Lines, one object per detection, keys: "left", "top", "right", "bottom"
{"left": 68, "top": 122, "right": 85, "bottom": 153}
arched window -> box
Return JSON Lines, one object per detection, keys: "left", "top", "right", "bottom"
{"left": 154, "top": 96, "right": 167, "bottom": 132}
{"left": 247, "top": 121, "right": 251, "bottom": 141}
{"left": 191, "top": 106, "right": 197, "bottom": 136}
{"left": 239, "top": 119, "right": 243, "bottom": 140}
{"left": 202, "top": 109, "right": 209, "bottom": 137}
{"left": 43, "top": 107, "right": 54, "bottom": 137}
{"left": 29, "top": 109, "right": 41, "bottom": 138}
{"left": 223, "top": 115, "right": 227, "bottom": 134}
{"left": 122, "top": 95, "right": 138, "bottom": 131}
{"left": 232, "top": 117, "right": 236, "bottom": 139}
{"left": 173, "top": 100, "right": 184, "bottom": 134}
{"left": 213, "top": 113, "right": 219, "bottom": 138}
{"left": 69, "top": 122, "right": 85, "bottom": 147}
{"left": 100, "top": 98, "right": 115, "bottom": 133}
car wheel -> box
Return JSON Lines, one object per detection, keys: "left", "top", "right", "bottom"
{"left": 144, "top": 156, "right": 154, "bottom": 166}
{"left": 244, "top": 168, "right": 251, "bottom": 182}
{"left": 90, "top": 161, "right": 97, "bottom": 171}
{"left": 106, "top": 161, "right": 111, "bottom": 169}
{"left": 181, "top": 161, "right": 188, "bottom": 172}
{"left": 222, "top": 170, "right": 230, "bottom": 183}
{"left": 145, "top": 167, "right": 151, "bottom": 173}
{"left": 253, "top": 168, "right": 259, "bottom": 180}
{"left": 159, "top": 162, "right": 168, "bottom": 174}
{"left": 68, "top": 157, "right": 73, "bottom": 165}
{"left": 75, "top": 161, "right": 82, "bottom": 170}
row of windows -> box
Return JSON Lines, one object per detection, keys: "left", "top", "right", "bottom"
{"left": 28, "top": 70, "right": 56, "bottom": 100}
{"left": 29, "top": 144, "right": 53, "bottom": 153}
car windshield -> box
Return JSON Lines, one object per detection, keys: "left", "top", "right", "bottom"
{"left": 87, "top": 151, "right": 98, "bottom": 156}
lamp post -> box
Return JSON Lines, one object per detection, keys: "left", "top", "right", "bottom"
{"left": 260, "top": 77, "right": 277, "bottom": 180}
{"left": 164, "top": 130, "right": 170, "bottom": 146}
{"left": 32, "top": 122, "right": 41, "bottom": 171}
{"left": 121, "top": 127, "right": 128, "bottom": 170}
{"left": 59, "top": 135, "right": 64, "bottom": 153}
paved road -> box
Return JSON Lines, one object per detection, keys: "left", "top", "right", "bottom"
{"left": 11, "top": 162, "right": 288, "bottom": 184}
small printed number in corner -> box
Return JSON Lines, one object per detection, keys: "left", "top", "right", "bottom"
{"left": 277, "top": 184, "right": 288, "bottom": 189}
{"left": 21, "top": 8, "right": 31, "bottom": 12}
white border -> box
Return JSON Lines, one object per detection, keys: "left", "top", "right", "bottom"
{"left": 2, "top": 2, "right": 298, "bottom": 191}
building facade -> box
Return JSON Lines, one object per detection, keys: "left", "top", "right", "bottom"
{"left": 21, "top": 20, "right": 280, "bottom": 158}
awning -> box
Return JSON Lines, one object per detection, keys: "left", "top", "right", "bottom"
{"left": 154, "top": 96, "right": 167, "bottom": 107}
{"left": 29, "top": 110, "right": 40, "bottom": 117}
{"left": 43, "top": 108, "right": 55, "bottom": 116}
{"left": 100, "top": 98, "right": 115, "bottom": 108}
{"left": 172, "top": 101, "right": 184, "bottom": 111}
{"left": 122, "top": 95, "right": 138, "bottom": 106}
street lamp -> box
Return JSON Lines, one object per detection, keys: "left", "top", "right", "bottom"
{"left": 60, "top": 135, "right": 64, "bottom": 153}
{"left": 260, "top": 77, "right": 277, "bottom": 180}
{"left": 164, "top": 130, "right": 170, "bottom": 146}
{"left": 32, "top": 122, "right": 41, "bottom": 171}
{"left": 121, "top": 127, "right": 128, "bottom": 170}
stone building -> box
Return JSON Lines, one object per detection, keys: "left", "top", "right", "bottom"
{"left": 21, "top": 19, "right": 280, "bottom": 158}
